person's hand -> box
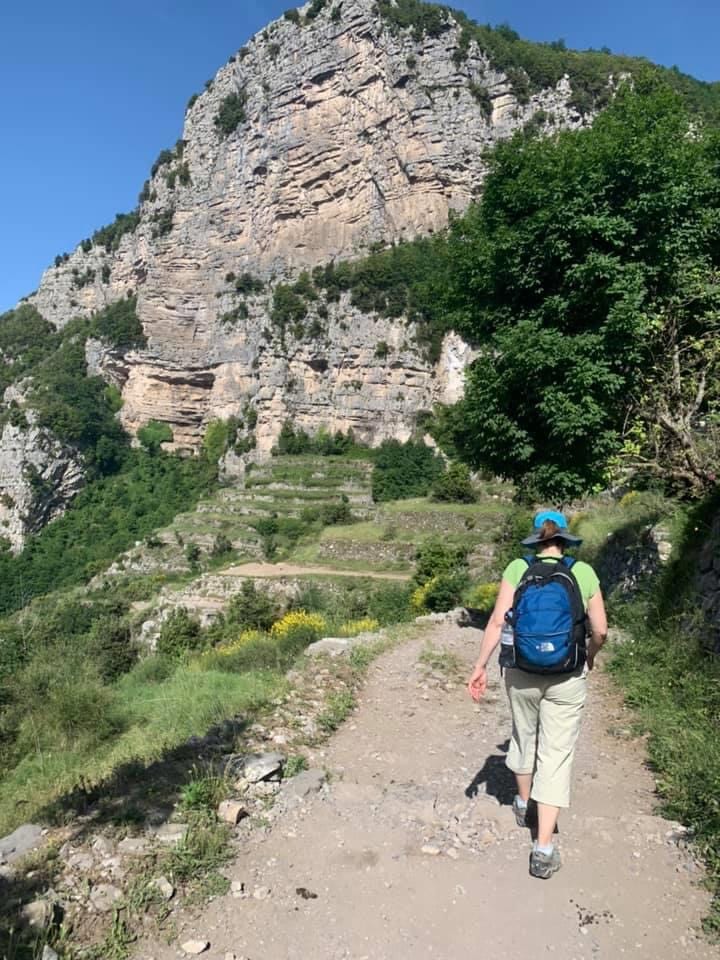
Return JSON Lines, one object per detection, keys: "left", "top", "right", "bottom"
{"left": 467, "top": 664, "right": 487, "bottom": 702}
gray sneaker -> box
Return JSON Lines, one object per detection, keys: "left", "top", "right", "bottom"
{"left": 529, "top": 845, "right": 561, "bottom": 879}
{"left": 512, "top": 796, "right": 529, "bottom": 827}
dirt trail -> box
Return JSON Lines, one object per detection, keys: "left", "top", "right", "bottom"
{"left": 217, "top": 562, "right": 410, "bottom": 581}
{"left": 140, "top": 624, "right": 715, "bottom": 960}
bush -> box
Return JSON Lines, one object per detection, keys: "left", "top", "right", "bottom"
{"left": 157, "top": 608, "right": 204, "bottom": 658}
{"left": 270, "top": 610, "right": 325, "bottom": 647}
{"left": 430, "top": 462, "right": 476, "bottom": 503}
{"left": 465, "top": 581, "right": 499, "bottom": 613}
{"left": 416, "top": 571, "right": 468, "bottom": 613}
{"left": 371, "top": 439, "right": 444, "bottom": 502}
{"left": 211, "top": 533, "right": 233, "bottom": 558}
{"left": 137, "top": 419, "right": 173, "bottom": 452}
{"left": 91, "top": 210, "right": 140, "bottom": 252}
{"left": 226, "top": 580, "right": 277, "bottom": 631}
{"left": 185, "top": 543, "right": 201, "bottom": 565}
{"left": 414, "top": 539, "right": 468, "bottom": 585}
{"left": 203, "top": 418, "right": 240, "bottom": 463}
{"left": 305, "top": 0, "right": 328, "bottom": 19}
{"left": 215, "top": 91, "right": 248, "bottom": 138}
{"left": 14, "top": 653, "right": 124, "bottom": 753}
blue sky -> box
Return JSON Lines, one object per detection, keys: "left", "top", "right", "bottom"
{"left": 1, "top": 0, "right": 718, "bottom": 313}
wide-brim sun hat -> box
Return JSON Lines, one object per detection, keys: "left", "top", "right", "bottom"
{"left": 521, "top": 509, "right": 583, "bottom": 547}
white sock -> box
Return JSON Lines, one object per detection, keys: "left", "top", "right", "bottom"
{"left": 514, "top": 795, "right": 527, "bottom": 809}
{"left": 534, "top": 842, "right": 554, "bottom": 856}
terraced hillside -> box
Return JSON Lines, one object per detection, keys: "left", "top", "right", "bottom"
{"left": 90, "top": 455, "right": 511, "bottom": 646}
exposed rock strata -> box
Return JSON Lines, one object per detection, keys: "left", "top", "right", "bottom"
{"left": 21, "top": 0, "right": 587, "bottom": 454}
{"left": 4, "top": 1, "right": 594, "bottom": 544}
{"left": 0, "top": 415, "right": 84, "bottom": 551}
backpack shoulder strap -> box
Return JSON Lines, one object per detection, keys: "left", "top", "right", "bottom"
{"left": 561, "top": 555, "right": 576, "bottom": 569}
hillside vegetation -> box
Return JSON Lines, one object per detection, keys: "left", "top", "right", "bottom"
{"left": 1, "top": 8, "right": 719, "bottom": 952}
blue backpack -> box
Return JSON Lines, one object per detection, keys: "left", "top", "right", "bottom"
{"left": 510, "top": 555, "right": 587, "bottom": 674}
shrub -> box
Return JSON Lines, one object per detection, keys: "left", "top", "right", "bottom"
{"left": 271, "top": 284, "right": 307, "bottom": 329}
{"left": 203, "top": 418, "right": 240, "bottom": 463}
{"left": 411, "top": 571, "right": 468, "bottom": 613}
{"left": 185, "top": 543, "right": 201, "bottom": 565}
{"left": 215, "top": 91, "right": 248, "bottom": 138}
{"left": 157, "top": 607, "right": 204, "bottom": 658}
{"left": 374, "top": 340, "right": 390, "bottom": 359}
{"left": 469, "top": 82, "right": 493, "bottom": 120}
{"left": 284, "top": 8, "right": 301, "bottom": 24}
{"left": 305, "top": 0, "right": 328, "bottom": 19}
{"left": 371, "top": 439, "right": 444, "bottom": 502}
{"left": 211, "top": 533, "right": 233, "bottom": 558}
{"left": 14, "top": 653, "right": 124, "bottom": 753}
{"left": 270, "top": 610, "right": 325, "bottom": 644}
{"left": 337, "top": 618, "right": 379, "bottom": 637}
{"left": 430, "top": 462, "right": 476, "bottom": 503}
{"left": 226, "top": 580, "right": 277, "bottom": 631}
{"left": 151, "top": 148, "right": 175, "bottom": 177}
{"left": 414, "top": 539, "right": 468, "bottom": 585}
{"left": 86, "top": 615, "right": 137, "bottom": 681}
{"left": 90, "top": 296, "right": 146, "bottom": 349}
{"left": 465, "top": 581, "right": 499, "bottom": 613}
{"left": 234, "top": 272, "right": 264, "bottom": 295}
{"left": 138, "top": 419, "right": 173, "bottom": 452}
{"left": 151, "top": 207, "right": 174, "bottom": 238}
{"left": 91, "top": 210, "right": 140, "bottom": 252}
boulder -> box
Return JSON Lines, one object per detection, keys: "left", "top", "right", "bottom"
{"left": 226, "top": 752, "right": 284, "bottom": 784}
{"left": 89, "top": 883, "right": 123, "bottom": 913}
{"left": 0, "top": 824, "right": 43, "bottom": 864}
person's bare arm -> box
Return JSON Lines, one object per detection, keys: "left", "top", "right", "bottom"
{"left": 467, "top": 578, "right": 515, "bottom": 701}
{"left": 586, "top": 589, "right": 608, "bottom": 670}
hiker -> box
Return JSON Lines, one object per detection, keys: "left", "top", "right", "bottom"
{"left": 467, "top": 510, "right": 608, "bottom": 879}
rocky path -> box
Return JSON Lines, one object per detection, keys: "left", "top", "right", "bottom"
{"left": 139, "top": 623, "right": 715, "bottom": 960}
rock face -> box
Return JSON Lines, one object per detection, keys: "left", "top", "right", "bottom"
{"left": 18, "top": 0, "right": 587, "bottom": 457}
{"left": 0, "top": 414, "right": 84, "bottom": 551}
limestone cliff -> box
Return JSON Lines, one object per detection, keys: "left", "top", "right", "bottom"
{"left": 20, "top": 0, "right": 586, "bottom": 453}
{"left": 3, "top": 0, "right": 597, "bottom": 545}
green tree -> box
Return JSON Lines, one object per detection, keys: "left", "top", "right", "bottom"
{"left": 440, "top": 81, "right": 720, "bottom": 499}
{"left": 137, "top": 420, "right": 173, "bottom": 453}
{"left": 371, "top": 439, "right": 444, "bottom": 502}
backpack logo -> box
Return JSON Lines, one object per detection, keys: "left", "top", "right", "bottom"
{"left": 511, "top": 556, "right": 587, "bottom": 674}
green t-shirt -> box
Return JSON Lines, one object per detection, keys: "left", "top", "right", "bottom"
{"left": 502, "top": 553, "right": 600, "bottom": 609}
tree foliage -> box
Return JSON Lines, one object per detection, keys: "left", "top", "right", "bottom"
{"left": 0, "top": 451, "right": 216, "bottom": 615}
{"left": 215, "top": 91, "right": 248, "bottom": 138}
{"left": 371, "top": 439, "right": 444, "bottom": 502}
{"left": 438, "top": 81, "right": 720, "bottom": 499}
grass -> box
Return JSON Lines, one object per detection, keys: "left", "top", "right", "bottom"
{"left": 609, "top": 613, "right": 720, "bottom": 935}
{"left": 0, "top": 667, "right": 279, "bottom": 835}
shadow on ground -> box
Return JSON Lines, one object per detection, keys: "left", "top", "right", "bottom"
{"left": 464, "top": 739, "right": 515, "bottom": 805}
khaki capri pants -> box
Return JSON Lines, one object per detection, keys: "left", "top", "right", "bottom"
{"left": 504, "top": 667, "right": 587, "bottom": 808}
